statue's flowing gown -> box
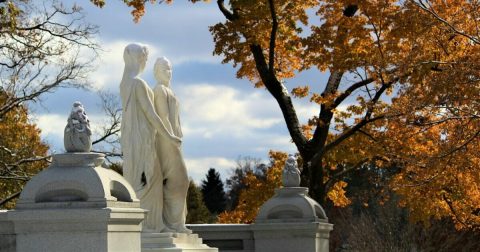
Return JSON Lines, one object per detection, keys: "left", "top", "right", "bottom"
{"left": 153, "top": 84, "right": 189, "bottom": 231}
{"left": 120, "top": 78, "right": 165, "bottom": 231}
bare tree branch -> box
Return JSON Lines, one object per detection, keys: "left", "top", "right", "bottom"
{"left": 0, "top": 1, "right": 98, "bottom": 118}
{"left": 92, "top": 91, "right": 122, "bottom": 145}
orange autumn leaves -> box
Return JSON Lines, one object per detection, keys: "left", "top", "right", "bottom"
{"left": 93, "top": 0, "right": 480, "bottom": 229}
{"left": 217, "top": 151, "right": 286, "bottom": 224}
{"left": 91, "top": 0, "right": 204, "bottom": 22}
{"left": 217, "top": 151, "right": 352, "bottom": 223}
{"left": 0, "top": 92, "right": 49, "bottom": 209}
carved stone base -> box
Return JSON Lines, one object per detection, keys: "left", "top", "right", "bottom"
{"left": 142, "top": 232, "right": 218, "bottom": 252}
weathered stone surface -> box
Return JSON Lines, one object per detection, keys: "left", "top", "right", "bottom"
{"left": 120, "top": 44, "right": 189, "bottom": 233}
{"left": 256, "top": 187, "right": 328, "bottom": 223}
{"left": 16, "top": 153, "right": 139, "bottom": 210}
{"left": 254, "top": 169, "right": 332, "bottom": 252}
{"left": 0, "top": 210, "right": 15, "bottom": 252}
{"left": 64, "top": 101, "right": 92, "bottom": 153}
{"left": 252, "top": 222, "right": 333, "bottom": 252}
{"left": 8, "top": 153, "right": 145, "bottom": 252}
{"left": 282, "top": 154, "right": 301, "bottom": 187}
{"left": 141, "top": 232, "right": 218, "bottom": 252}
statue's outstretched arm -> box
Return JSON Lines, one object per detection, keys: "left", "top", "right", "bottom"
{"left": 134, "top": 79, "right": 181, "bottom": 145}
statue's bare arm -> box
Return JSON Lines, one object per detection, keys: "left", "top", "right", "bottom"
{"left": 153, "top": 87, "right": 174, "bottom": 135}
{"left": 134, "top": 79, "right": 181, "bottom": 144}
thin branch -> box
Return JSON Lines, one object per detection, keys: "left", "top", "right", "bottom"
{"left": 358, "top": 129, "right": 378, "bottom": 142}
{"left": 332, "top": 77, "right": 375, "bottom": 108}
{"left": 326, "top": 114, "right": 387, "bottom": 152}
{"left": 442, "top": 193, "right": 472, "bottom": 229}
{"left": 412, "top": 0, "right": 480, "bottom": 45}
{"left": 91, "top": 150, "right": 122, "bottom": 157}
{"left": 0, "top": 191, "right": 21, "bottom": 208}
{"left": 0, "top": 176, "right": 30, "bottom": 181}
{"left": 6, "top": 155, "right": 52, "bottom": 169}
{"left": 311, "top": 78, "right": 400, "bottom": 166}
{"left": 92, "top": 128, "right": 120, "bottom": 145}
{"left": 435, "top": 129, "right": 480, "bottom": 159}
{"left": 325, "top": 158, "right": 369, "bottom": 191}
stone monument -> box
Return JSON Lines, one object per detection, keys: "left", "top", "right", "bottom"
{"left": 282, "top": 154, "right": 301, "bottom": 187}
{"left": 64, "top": 101, "right": 92, "bottom": 152}
{"left": 252, "top": 155, "right": 333, "bottom": 252}
{"left": 119, "top": 43, "right": 217, "bottom": 252}
{"left": 7, "top": 102, "right": 145, "bottom": 252}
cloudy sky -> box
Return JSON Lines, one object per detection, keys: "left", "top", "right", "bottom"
{"left": 32, "top": 1, "right": 329, "bottom": 184}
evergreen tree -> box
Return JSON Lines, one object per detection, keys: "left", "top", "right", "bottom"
{"left": 186, "top": 181, "right": 211, "bottom": 224}
{"left": 201, "top": 168, "right": 226, "bottom": 214}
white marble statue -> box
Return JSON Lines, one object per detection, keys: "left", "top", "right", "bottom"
{"left": 151, "top": 56, "right": 190, "bottom": 233}
{"left": 282, "top": 154, "right": 301, "bottom": 187}
{"left": 64, "top": 101, "right": 92, "bottom": 152}
{"left": 119, "top": 43, "right": 181, "bottom": 232}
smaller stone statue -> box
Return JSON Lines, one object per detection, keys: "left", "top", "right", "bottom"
{"left": 283, "top": 154, "right": 301, "bottom": 187}
{"left": 64, "top": 101, "right": 92, "bottom": 152}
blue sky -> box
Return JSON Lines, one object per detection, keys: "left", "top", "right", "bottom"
{"left": 31, "top": 1, "right": 329, "bottom": 184}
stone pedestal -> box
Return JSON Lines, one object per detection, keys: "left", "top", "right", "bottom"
{"left": 142, "top": 232, "right": 218, "bottom": 252}
{"left": 0, "top": 210, "right": 15, "bottom": 252}
{"left": 252, "top": 187, "right": 333, "bottom": 252}
{"left": 8, "top": 153, "right": 145, "bottom": 252}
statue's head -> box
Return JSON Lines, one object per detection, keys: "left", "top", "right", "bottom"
{"left": 72, "top": 101, "right": 84, "bottom": 113}
{"left": 123, "top": 43, "right": 149, "bottom": 75}
{"left": 154, "top": 56, "right": 172, "bottom": 86}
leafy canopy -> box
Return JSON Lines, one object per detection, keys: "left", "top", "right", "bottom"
{"left": 92, "top": 0, "right": 480, "bottom": 229}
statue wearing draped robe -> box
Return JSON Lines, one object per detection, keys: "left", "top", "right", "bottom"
{"left": 151, "top": 57, "right": 190, "bottom": 233}
{"left": 119, "top": 43, "right": 181, "bottom": 232}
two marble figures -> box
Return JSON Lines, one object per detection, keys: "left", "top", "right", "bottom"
{"left": 120, "top": 43, "right": 190, "bottom": 233}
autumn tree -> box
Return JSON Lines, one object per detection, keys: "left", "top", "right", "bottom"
{"left": 93, "top": 0, "right": 480, "bottom": 228}
{"left": 0, "top": 0, "right": 102, "bottom": 207}
{"left": 201, "top": 168, "right": 227, "bottom": 215}
{"left": 0, "top": 91, "right": 49, "bottom": 209}
{"left": 225, "top": 156, "right": 265, "bottom": 210}
{"left": 218, "top": 151, "right": 286, "bottom": 224}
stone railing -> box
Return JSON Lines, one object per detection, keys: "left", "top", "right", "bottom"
{"left": 0, "top": 153, "right": 333, "bottom": 252}
{"left": 187, "top": 224, "right": 254, "bottom": 252}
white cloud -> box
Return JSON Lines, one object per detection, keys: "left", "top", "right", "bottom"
{"left": 80, "top": 0, "right": 224, "bottom": 66}
{"left": 185, "top": 157, "right": 237, "bottom": 184}
{"left": 295, "top": 101, "right": 319, "bottom": 124}
{"left": 251, "top": 135, "right": 296, "bottom": 154}
{"left": 293, "top": 99, "right": 352, "bottom": 124}
{"left": 89, "top": 40, "right": 160, "bottom": 90}
{"left": 34, "top": 114, "right": 65, "bottom": 143}
{"left": 178, "top": 83, "right": 283, "bottom": 139}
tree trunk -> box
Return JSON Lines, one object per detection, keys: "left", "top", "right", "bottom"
{"left": 300, "top": 150, "right": 327, "bottom": 206}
